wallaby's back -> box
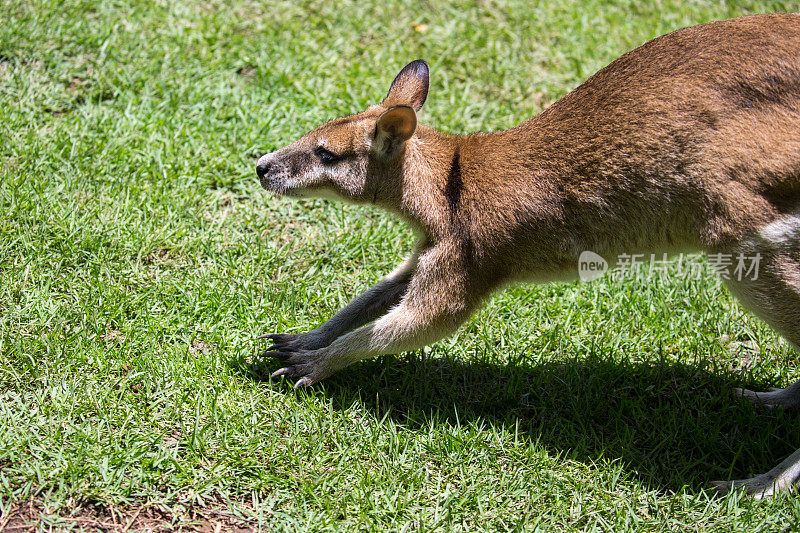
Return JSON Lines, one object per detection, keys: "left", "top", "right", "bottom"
{"left": 467, "top": 13, "right": 800, "bottom": 263}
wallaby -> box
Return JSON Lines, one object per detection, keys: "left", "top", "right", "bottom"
{"left": 256, "top": 13, "right": 800, "bottom": 497}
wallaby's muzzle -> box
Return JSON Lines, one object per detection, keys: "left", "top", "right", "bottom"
{"left": 255, "top": 152, "right": 281, "bottom": 192}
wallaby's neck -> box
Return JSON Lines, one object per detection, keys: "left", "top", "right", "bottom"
{"left": 396, "top": 125, "right": 464, "bottom": 241}
{"left": 397, "top": 123, "right": 528, "bottom": 243}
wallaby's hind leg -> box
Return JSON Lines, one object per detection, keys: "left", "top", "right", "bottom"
{"left": 720, "top": 228, "right": 800, "bottom": 409}
{"left": 710, "top": 225, "right": 800, "bottom": 496}
{"left": 725, "top": 269, "right": 800, "bottom": 410}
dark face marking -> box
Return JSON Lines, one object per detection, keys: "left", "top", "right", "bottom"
{"left": 289, "top": 151, "right": 311, "bottom": 177}
{"left": 445, "top": 146, "right": 462, "bottom": 212}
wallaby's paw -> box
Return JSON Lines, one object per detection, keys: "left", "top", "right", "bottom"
{"left": 266, "top": 347, "right": 333, "bottom": 388}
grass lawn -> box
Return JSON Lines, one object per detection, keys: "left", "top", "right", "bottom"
{"left": 4, "top": 0, "right": 800, "bottom": 530}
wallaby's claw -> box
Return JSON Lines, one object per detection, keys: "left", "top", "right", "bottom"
{"left": 270, "top": 367, "right": 287, "bottom": 378}
{"left": 734, "top": 387, "right": 776, "bottom": 409}
{"left": 271, "top": 366, "right": 297, "bottom": 379}
{"left": 709, "top": 480, "right": 731, "bottom": 495}
{"left": 262, "top": 350, "right": 292, "bottom": 361}
{"left": 294, "top": 376, "right": 313, "bottom": 389}
{"left": 268, "top": 345, "right": 300, "bottom": 353}
{"left": 259, "top": 333, "right": 324, "bottom": 385}
{"left": 708, "top": 479, "right": 760, "bottom": 498}
{"left": 261, "top": 333, "right": 298, "bottom": 345}
{"left": 264, "top": 349, "right": 311, "bottom": 364}
{"left": 258, "top": 331, "right": 331, "bottom": 353}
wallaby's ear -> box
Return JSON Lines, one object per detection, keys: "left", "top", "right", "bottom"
{"left": 374, "top": 105, "right": 417, "bottom": 155}
{"left": 382, "top": 60, "right": 429, "bottom": 111}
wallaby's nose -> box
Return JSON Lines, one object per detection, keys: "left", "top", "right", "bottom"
{"left": 256, "top": 161, "right": 271, "bottom": 179}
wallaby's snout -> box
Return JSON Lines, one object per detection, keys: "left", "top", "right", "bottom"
{"left": 254, "top": 148, "right": 301, "bottom": 196}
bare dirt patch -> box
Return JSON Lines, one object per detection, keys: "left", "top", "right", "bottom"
{"left": 189, "top": 338, "right": 218, "bottom": 357}
{"left": 1, "top": 498, "right": 263, "bottom": 532}
{"left": 235, "top": 65, "right": 255, "bottom": 77}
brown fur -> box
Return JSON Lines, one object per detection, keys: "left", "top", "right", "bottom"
{"left": 256, "top": 14, "right": 800, "bottom": 497}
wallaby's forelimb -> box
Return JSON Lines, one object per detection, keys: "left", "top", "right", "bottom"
{"left": 263, "top": 276, "right": 411, "bottom": 353}
{"left": 268, "top": 241, "right": 480, "bottom": 386}
{"left": 263, "top": 247, "right": 423, "bottom": 352}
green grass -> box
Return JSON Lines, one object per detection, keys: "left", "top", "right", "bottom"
{"left": 3, "top": 0, "right": 800, "bottom": 530}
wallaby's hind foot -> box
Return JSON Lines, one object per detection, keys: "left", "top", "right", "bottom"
{"left": 712, "top": 233, "right": 800, "bottom": 495}
{"left": 735, "top": 381, "right": 800, "bottom": 410}
{"left": 711, "top": 447, "right": 800, "bottom": 499}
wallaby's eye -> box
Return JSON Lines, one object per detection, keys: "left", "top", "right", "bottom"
{"left": 315, "top": 146, "right": 342, "bottom": 164}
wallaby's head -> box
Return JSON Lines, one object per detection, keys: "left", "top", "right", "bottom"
{"left": 256, "top": 60, "right": 429, "bottom": 202}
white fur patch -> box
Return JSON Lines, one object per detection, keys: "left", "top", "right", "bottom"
{"left": 758, "top": 215, "right": 800, "bottom": 246}
{"left": 256, "top": 152, "right": 273, "bottom": 168}
{"left": 298, "top": 187, "right": 343, "bottom": 201}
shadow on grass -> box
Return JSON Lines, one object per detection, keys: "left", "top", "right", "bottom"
{"left": 241, "top": 350, "right": 800, "bottom": 494}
